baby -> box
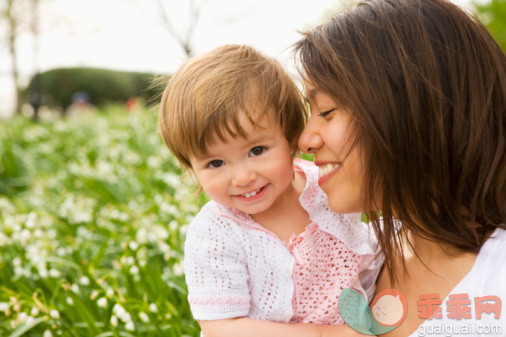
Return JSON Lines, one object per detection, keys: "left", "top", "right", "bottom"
{"left": 158, "top": 44, "right": 380, "bottom": 336}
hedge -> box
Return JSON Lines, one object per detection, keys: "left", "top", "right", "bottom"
{"left": 26, "top": 67, "right": 167, "bottom": 111}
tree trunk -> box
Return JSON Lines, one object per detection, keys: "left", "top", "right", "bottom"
{"left": 7, "top": 0, "right": 22, "bottom": 115}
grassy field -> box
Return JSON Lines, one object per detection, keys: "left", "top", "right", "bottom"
{"left": 0, "top": 107, "right": 201, "bottom": 336}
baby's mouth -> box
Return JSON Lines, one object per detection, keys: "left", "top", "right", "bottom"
{"left": 240, "top": 187, "right": 263, "bottom": 198}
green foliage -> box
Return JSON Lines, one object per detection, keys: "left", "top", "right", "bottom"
{"left": 475, "top": 0, "right": 506, "bottom": 51}
{"left": 26, "top": 68, "right": 166, "bottom": 111}
{"left": 0, "top": 138, "right": 28, "bottom": 194}
{"left": 0, "top": 107, "right": 200, "bottom": 336}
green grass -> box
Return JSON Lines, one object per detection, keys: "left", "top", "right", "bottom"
{"left": 0, "top": 106, "right": 201, "bottom": 336}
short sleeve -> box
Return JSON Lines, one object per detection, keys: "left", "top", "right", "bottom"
{"left": 183, "top": 206, "right": 251, "bottom": 320}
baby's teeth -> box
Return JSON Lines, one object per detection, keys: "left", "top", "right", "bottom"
{"left": 243, "top": 188, "right": 261, "bottom": 198}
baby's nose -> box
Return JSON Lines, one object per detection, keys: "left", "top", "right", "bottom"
{"left": 232, "top": 167, "right": 257, "bottom": 186}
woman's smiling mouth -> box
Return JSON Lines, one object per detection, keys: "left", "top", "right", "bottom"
{"left": 316, "top": 163, "right": 341, "bottom": 186}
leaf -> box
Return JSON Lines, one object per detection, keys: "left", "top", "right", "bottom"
{"left": 8, "top": 317, "right": 45, "bottom": 337}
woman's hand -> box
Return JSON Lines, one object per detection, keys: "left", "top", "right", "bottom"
{"left": 199, "top": 318, "right": 374, "bottom": 337}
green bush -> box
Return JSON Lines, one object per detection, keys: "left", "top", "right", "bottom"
{"left": 26, "top": 68, "right": 166, "bottom": 111}
{"left": 475, "top": 0, "right": 506, "bottom": 51}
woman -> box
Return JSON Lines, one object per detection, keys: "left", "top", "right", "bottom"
{"left": 296, "top": 0, "right": 505, "bottom": 336}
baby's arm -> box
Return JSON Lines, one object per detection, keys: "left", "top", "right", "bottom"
{"left": 199, "top": 318, "right": 370, "bottom": 337}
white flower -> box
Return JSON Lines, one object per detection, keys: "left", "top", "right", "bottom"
{"left": 128, "top": 241, "right": 139, "bottom": 251}
{"left": 25, "top": 212, "right": 36, "bottom": 228}
{"left": 71, "top": 283, "right": 79, "bottom": 293}
{"left": 106, "top": 288, "right": 114, "bottom": 298}
{"left": 17, "top": 312, "right": 28, "bottom": 323}
{"left": 31, "top": 307, "right": 39, "bottom": 316}
{"left": 159, "top": 242, "right": 170, "bottom": 254}
{"left": 125, "top": 321, "right": 135, "bottom": 331}
{"left": 129, "top": 265, "right": 139, "bottom": 275}
{"left": 169, "top": 220, "right": 178, "bottom": 231}
{"left": 25, "top": 315, "right": 35, "bottom": 325}
{"left": 43, "top": 330, "right": 53, "bottom": 337}
{"left": 113, "top": 304, "right": 127, "bottom": 319}
{"left": 139, "top": 312, "right": 149, "bottom": 322}
{"left": 173, "top": 262, "right": 183, "bottom": 276}
{"left": 161, "top": 173, "right": 181, "bottom": 187}
{"left": 0, "top": 232, "right": 9, "bottom": 246}
{"left": 49, "top": 310, "right": 60, "bottom": 319}
{"left": 0, "top": 302, "right": 10, "bottom": 312}
{"left": 97, "top": 297, "right": 107, "bottom": 308}
{"left": 47, "top": 229, "right": 57, "bottom": 239}
{"left": 79, "top": 276, "right": 90, "bottom": 286}
{"left": 149, "top": 303, "right": 158, "bottom": 313}
{"left": 147, "top": 156, "right": 161, "bottom": 167}
{"left": 120, "top": 311, "right": 132, "bottom": 323}
{"left": 110, "top": 315, "right": 118, "bottom": 327}
{"left": 90, "top": 290, "right": 99, "bottom": 300}
{"left": 136, "top": 228, "right": 148, "bottom": 244}
{"left": 66, "top": 297, "right": 73, "bottom": 305}
{"left": 39, "top": 267, "right": 48, "bottom": 278}
{"left": 49, "top": 269, "right": 60, "bottom": 278}
{"left": 113, "top": 304, "right": 132, "bottom": 323}
{"left": 20, "top": 229, "right": 32, "bottom": 244}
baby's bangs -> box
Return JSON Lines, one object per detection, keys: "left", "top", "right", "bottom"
{"left": 194, "top": 99, "right": 274, "bottom": 158}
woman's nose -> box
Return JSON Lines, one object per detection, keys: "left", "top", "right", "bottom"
{"left": 231, "top": 166, "right": 257, "bottom": 186}
{"left": 298, "top": 118, "right": 322, "bottom": 153}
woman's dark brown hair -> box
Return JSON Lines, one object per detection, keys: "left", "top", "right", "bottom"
{"left": 295, "top": 0, "right": 506, "bottom": 284}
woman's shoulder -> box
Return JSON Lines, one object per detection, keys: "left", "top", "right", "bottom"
{"left": 461, "top": 227, "right": 506, "bottom": 290}
{"left": 476, "top": 226, "right": 506, "bottom": 268}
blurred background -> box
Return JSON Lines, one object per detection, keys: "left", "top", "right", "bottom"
{"left": 3, "top": 0, "right": 502, "bottom": 118}
{"left": 0, "top": 0, "right": 504, "bottom": 336}
{"left": 0, "top": 0, "right": 362, "bottom": 117}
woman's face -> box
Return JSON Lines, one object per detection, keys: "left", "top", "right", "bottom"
{"left": 298, "top": 83, "right": 367, "bottom": 214}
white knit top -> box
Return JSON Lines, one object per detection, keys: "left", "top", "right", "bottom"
{"left": 183, "top": 159, "right": 382, "bottom": 322}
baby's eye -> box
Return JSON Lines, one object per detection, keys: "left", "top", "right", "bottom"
{"left": 249, "top": 146, "right": 266, "bottom": 157}
{"left": 207, "top": 159, "right": 224, "bottom": 168}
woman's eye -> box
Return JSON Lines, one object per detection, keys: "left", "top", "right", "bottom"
{"left": 319, "top": 108, "right": 335, "bottom": 117}
{"left": 207, "top": 159, "right": 224, "bottom": 168}
{"left": 249, "top": 146, "right": 266, "bottom": 157}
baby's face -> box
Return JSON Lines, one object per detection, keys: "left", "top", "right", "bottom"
{"left": 189, "top": 108, "right": 295, "bottom": 216}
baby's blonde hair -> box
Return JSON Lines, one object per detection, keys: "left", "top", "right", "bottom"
{"left": 158, "top": 44, "right": 307, "bottom": 169}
